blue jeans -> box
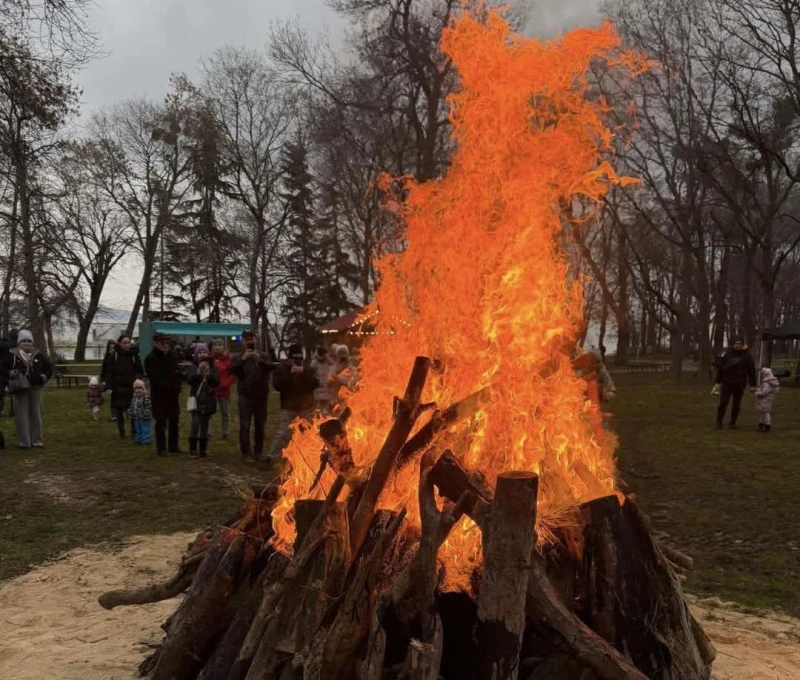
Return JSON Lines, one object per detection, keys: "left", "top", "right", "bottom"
{"left": 132, "top": 418, "right": 151, "bottom": 445}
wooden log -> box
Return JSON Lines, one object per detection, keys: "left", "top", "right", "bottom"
{"left": 402, "top": 616, "right": 444, "bottom": 680}
{"left": 577, "top": 496, "right": 714, "bottom": 680}
{"left": 525, "top": 548, "right": 649, "bottom": 680}
{"left": 358, "top": 608, "right": 388, "bottom": 680}
{"left": 151, "top": 531, "right": 249, "bottom": 680}
{"left": 396, "top": 386, "right": 493, "bottom": 468}
{"left": 276, "top": 501, "right": 350, "bottom": 655}
{"left": 476, "top": 472, "right": 539, "bottom": 680}
{"left": 428, "top": 459, "right": 649, "bottom": 680}
{"left": 428, "top": 449, "right": 494, "bottom": 526}
{"left": 197, "top": 549, "right": 286, "bottom": 680}
{"left": 304, "top": 510, "right": 407, "bottom": 680}
{"left": 349, "top": 357, "right": 431, "bottom": 556}
{"left": 98, "top": 569, "right": 194, "bottom": 610}
{"left": 229, "top": 477, "right": 346, "bottom": 680}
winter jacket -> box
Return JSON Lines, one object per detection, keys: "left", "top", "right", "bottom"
{"left": 311, "top": 356, "right": 336, "bottom": 402}
{"left": 128, "top": 394, "right": 153, "bottom": 420}
{"left": 101, "top": 348, "right": 144, "bottom": 410}
{"left": 188, "top": 363, "right": 220, "bottom": 415}
{"left": 273, "top": 360, "right": 319, "bottom": 413}
{"left": 86, "top": 386, "right": 104, "bottom": 408}
{"left": 0, "top": 337, "right": 12, "bottom": 391}
{"left": 0, "top": 348, "right": 53, "bottom": 390}
{"left": 145, "top": 348, "right": 183, "bottom": 399}
{"left": 214, "top": 352, "right": 236, "bottom": 398}
{"left": 755, "top": 370, "right": 780, "bottom": 413}
{"left": 714, "top": 348, "right": 757, "bottom": 388}
{"left": 230, "top": 351, "right": 274, "bottom": 402}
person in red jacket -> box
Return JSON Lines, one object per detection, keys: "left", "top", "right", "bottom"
{"left": 212, "top": 339, "right": 236, "bottom": 438}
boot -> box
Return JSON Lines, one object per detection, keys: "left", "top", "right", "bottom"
{"left": 764, "top": 424, "right": 771, "bottom": 433}
{"left": 715, "top": 421, "right": 723, "bottom": 430}
{"left": 199, "top": 438, "right": 209, "bottom": 458}
{"left": 729, "top": 421, "right": 738, "bottom": 430}
{"left": 189, "top": 437, "right": 199, "bottom": 459}
{"left": 757, "top": 423, "right": 765, "bottom": 432}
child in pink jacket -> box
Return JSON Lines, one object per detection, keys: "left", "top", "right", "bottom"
{"left": 755, "top": 367, "right": 780, "bottom": 433}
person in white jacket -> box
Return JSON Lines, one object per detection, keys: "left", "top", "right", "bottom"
{"left": 311, "top": 346, "right": 336, "bottom": 415}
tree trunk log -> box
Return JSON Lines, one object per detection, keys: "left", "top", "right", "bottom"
{"left": 476, "top": 472, "right": 539, "bottom": 680}
{"left": 403, "top": 616, "right": 444, "bottom": 680}
{"left": 304, "top": 510, "right": 407, "bottom": 680}
{"left": 577, "top": 496, "right": 714, "bottom": 680}
{"left": 151, "top": 531, "right": 249, "bottom": 680}
{"left": 198, "top": 549, "right": 286, "bottom": 680}
{"left": 349, "top": 357, "right": 431, "bottom": 556}
{"left": 397, "top": 386, "right": 493, "bottom": 468}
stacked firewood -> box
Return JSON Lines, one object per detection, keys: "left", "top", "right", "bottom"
{"left": 100, "top": 357, "right": 716, "bottom": 680}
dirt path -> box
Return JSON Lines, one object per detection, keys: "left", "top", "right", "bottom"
{"left": 0, "top": 534, "right": 797, "bottom": 680}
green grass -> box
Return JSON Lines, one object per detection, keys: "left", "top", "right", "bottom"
{"left": 1, "top": 375, "right": 799, "bottom": 617}
{"left": 0, "top": 389, "right": 281, "bottom": 581}
{"left": 611, "top": 373, "right": 800, "bottom": 615}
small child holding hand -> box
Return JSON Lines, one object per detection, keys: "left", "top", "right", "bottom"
{"left": 128, "top": 379, "right": 153, "bottom": 445}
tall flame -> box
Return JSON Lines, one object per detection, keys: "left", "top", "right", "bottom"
{"left": 272, "top": 10, "right": 636, "bottom": 588}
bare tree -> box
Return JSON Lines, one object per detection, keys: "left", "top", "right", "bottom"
{"left": 201, "top": 46, "right": 296, "bottom": 341}
{"left": 82, "top": 79, "right": 196, "bottom": 336}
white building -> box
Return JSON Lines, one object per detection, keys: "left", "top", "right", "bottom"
{"left": 53, "top": 309, "right": 131, "bottom": 360}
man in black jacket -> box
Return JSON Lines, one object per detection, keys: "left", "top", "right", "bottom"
{"left": 269, "top": 344, "right": 319, "bottom": 460}
{"left": 714, "top": 338, "right": 757, "bottom": 430}
{"left": 145, "top": 333, "right": 183, "bottom": 455}
{"left": 230, "top": 329, "right": 275, "bottom": 463}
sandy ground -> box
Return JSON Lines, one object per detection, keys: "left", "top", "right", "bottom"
{"left": 0, "top": 534, "right": 798, "bottom": 680}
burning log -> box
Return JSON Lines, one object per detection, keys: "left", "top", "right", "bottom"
{"left": 349, "top": 356, "right": 432, "bottom": 556}
{"left": 114, "top": 368, "right": 713, "bottom": 680}
{"left": 476, "top": 472, "right": 539, "bottom": 680}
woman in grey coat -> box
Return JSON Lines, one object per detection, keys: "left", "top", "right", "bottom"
{"left": 0, "top": 330, "right": 53, "bottom": 448}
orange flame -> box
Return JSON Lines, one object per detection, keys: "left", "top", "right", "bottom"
{"left": 272, "top": 11, "right": 635, "bottom": 589}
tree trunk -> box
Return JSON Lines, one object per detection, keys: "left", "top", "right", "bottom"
{"left": 0, "top": 183, "right": 19, "bottom": 336}
{"left": 614, "top": 226, "right": 630, "bottom": 366}
{"left": 712, "top": 247, "right": 730, "bottom": 356}
{"left": 476, "top": 472, "right": 539, "bottom": 680}
{"left": 74, "top": 287, "right": 103, "bottom": 361}
{"left": 740, "top": 250, "right": 756, "bottom": 345}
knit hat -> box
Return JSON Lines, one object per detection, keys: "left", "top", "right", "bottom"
{"left": 335, "top": 344, "right": 350, "bottom": 358}
{"left": 133, "top": 379, "right": 146, "bottom": 391}
{"left": 89, "top": 376, "right": 100, "bottom": 387}
{"left": 194, "top": 342, "right": 209, "bottom": 356}
{"left": 17, "top": 329, "right": 33, "bottom": 345}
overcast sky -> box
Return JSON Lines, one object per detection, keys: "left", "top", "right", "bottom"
{"left": 80, "top": 0, "right": 602, "bottom": 313}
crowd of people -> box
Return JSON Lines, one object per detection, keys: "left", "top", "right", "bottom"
{"left": 101, "top": 329, "right": 359, "bottom": 460}
{"left": 0, "top": 328, "right": 786, "bottom": 454}
{"left": 0, "top": 327, "right": 360, "bottom": 459}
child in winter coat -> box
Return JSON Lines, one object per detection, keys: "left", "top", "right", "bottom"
{"left": 128, "top": 379, "right": 153, "bottom": 445}
{"left": 755, "top": 367, "right": 780, "bottom": 433}
{"left": 86, "top": 376, "right": 105, "bottom": 420}
{"left": 188, "top": 356, "right": 220, "bottom": 458}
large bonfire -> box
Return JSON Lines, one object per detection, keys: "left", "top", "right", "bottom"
{"left": 108, "top": 10, "right": 715, "bottom": 680}
{"left": 273, "top": 11, "right": 632, "bottom": 586}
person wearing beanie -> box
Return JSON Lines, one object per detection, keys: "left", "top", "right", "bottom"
{"left": 269, "top": 343, "right": 319, "bottom": 461}
{"left": 230, "top": 329, "right": 275, "bottom": 463}
{"left": 101, "top": 334, "right": 144, "bottom": 440}
{"left": 128, "top": 379, "right": 153, "bottom": 445}
{"left": 0, "top": 329, "right": 53, "bottom": 448}
{"left": 86, "top": 376, "right": 105, "bottom": 420}
{"left": 713, "top": 337, "right": 757, "bottom": 430}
